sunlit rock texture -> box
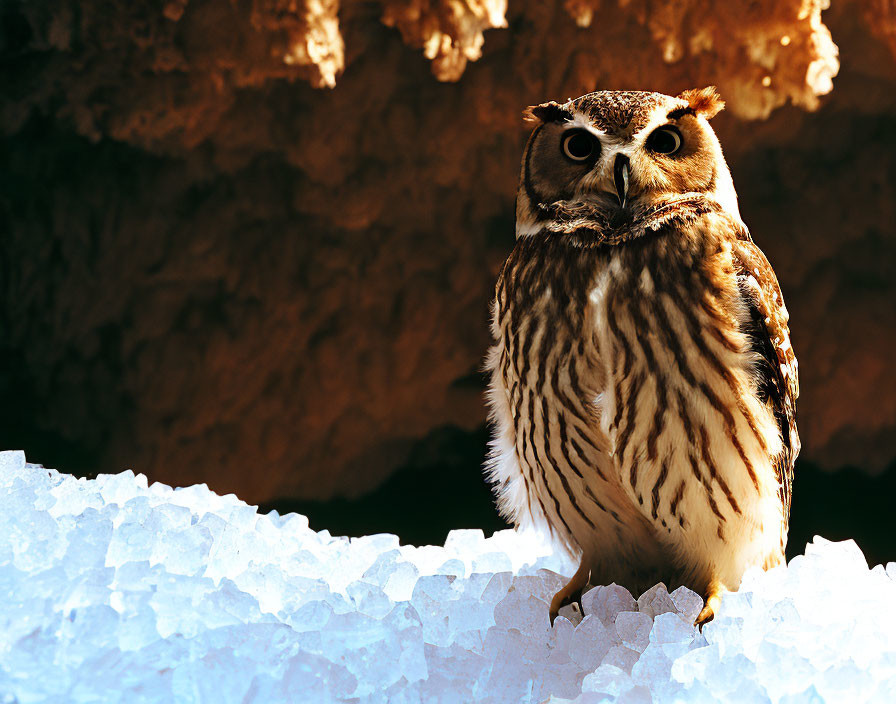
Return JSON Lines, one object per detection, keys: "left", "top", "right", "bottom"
{"left": 0, "top": 0, "right": 893, "bottom": 502}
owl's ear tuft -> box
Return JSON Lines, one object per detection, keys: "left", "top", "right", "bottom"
{"left": 523, "top": 101, "right": 572, "bottom": 124}
{"left": 677, "top": 86, "right": 725, "bottom": 119}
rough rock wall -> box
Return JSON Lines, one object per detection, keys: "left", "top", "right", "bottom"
{"left": 2, "top": 0, "right": 839, "bottom": 149}
{"left": 1, "top": 0, "right": 893, "bottom": 503}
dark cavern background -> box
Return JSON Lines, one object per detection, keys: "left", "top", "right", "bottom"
{"left": 1, "top": 0, "right": 894, "bottom": 564}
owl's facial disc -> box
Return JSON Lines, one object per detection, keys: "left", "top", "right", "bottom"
{"left": 516, "top": 89, "right": 741, "bottom": 237}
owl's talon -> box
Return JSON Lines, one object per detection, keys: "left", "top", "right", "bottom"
{"left": 549, "top": 561, "right": 591, "bottom": 624}
{"left": 695, "top": 588, "right": 723, "bottom": 629}
{"left": 549, "top": 589, "right": 583, "bottom": 624}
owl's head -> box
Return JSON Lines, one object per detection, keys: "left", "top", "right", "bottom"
{"left": 516, "top": 88, "right": 739, "bottom": 238}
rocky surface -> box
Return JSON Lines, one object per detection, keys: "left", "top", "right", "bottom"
{"left": 0, "top": 0, "right": 893, "bottom": 503}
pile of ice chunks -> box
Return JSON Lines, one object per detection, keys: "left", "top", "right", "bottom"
{"left": 0, "top": 450, "right": 894, "bottom": 703}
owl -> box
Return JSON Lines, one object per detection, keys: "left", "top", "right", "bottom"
{"left": 485, "top": 88, "right": 799, "bottom": 624}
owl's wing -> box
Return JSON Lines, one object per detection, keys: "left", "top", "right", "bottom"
{"left": 731, "top": 237, "right": 800, "bottom": 515}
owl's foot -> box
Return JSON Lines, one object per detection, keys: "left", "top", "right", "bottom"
{"left": 695, "top": 584, "right": 723, "bottom": 628}
{"left": 549, "top": 560, "right": 591, "bottom": 625}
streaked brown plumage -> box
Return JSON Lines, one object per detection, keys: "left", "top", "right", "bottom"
{"left": 486, "top": 88, "right": 799, "bottom": 623}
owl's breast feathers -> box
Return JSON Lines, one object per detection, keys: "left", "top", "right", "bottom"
{"left": 488, "top": 193, "right": 799, "bottom": 591}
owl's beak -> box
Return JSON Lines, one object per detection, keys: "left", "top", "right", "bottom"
{"left": 614, "top": 154, "right": 630, "bottom": 209}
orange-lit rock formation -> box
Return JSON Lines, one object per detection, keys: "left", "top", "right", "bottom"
{"left": 0, "top": 0, "right": 893, "bottom": 503}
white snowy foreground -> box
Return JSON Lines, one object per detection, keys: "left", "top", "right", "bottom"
{"left": 1, "top": 452, "right": 895, "bottom": 703}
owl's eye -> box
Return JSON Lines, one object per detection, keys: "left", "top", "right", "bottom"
{"left": 646, "top": 126, "right": 683, "bottom": 155}
{"left": 562, "top": 130, "right": 599, "bottom": 162}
